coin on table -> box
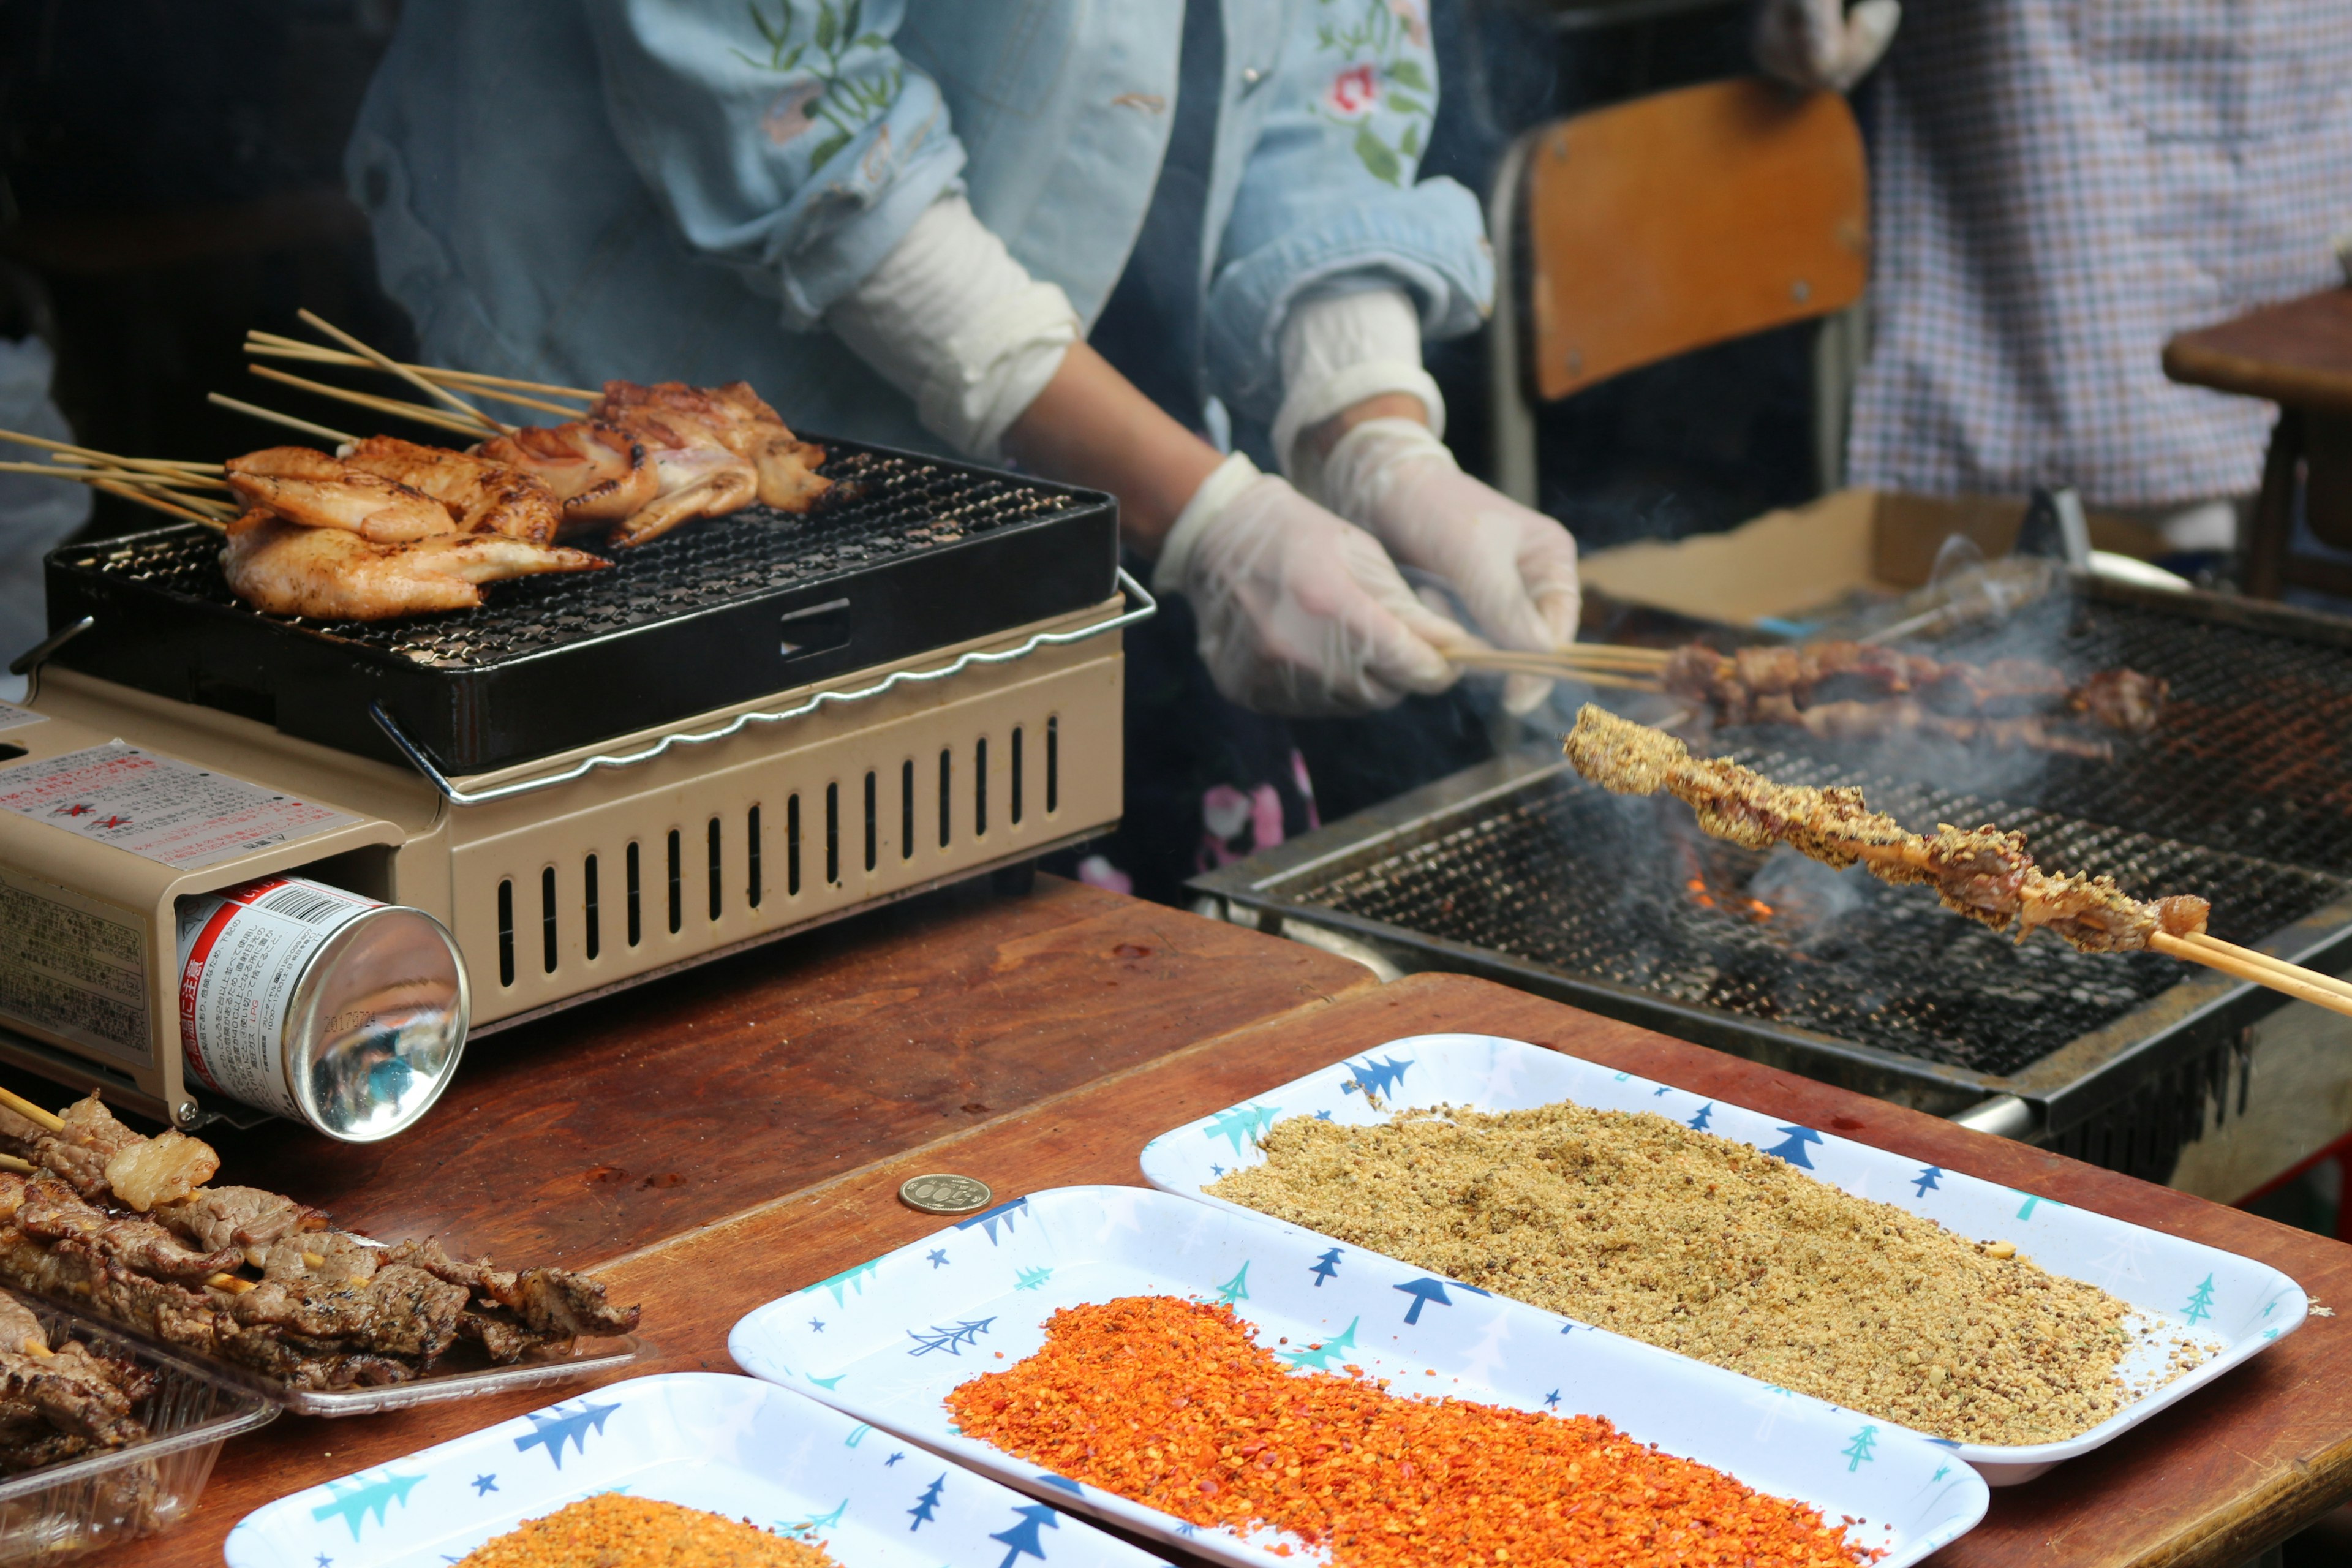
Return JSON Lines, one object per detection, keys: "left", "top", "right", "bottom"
{"left": 900, "top": 1173, "right": 994, "bottom": 1215}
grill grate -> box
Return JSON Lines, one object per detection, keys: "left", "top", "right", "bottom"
{"left": 1306, "top": 749, "right": 2348, "bottom": 1077}
{"left": 55, "top": 447, "right": 1077, "bottom": 669}
{"left": 1918, "top": 591, "right": 2352, "bottom": 875}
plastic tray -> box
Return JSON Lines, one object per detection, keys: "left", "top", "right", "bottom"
{"left": 728, "top": 1185, "right": 1988, "bottom": 1568}
{"left": 0, "top": 1288, "right": 277, "bottom": 1563}
{"left": 224, "top": 1371, "right": 1169, "bottom": 1568}
{"left": 1138, "top": 1032, "right": 2309, "bottom": 1484}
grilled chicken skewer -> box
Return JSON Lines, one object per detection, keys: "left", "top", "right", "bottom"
{"left": 223, "top": 510, "right": 607, "bottom": 620}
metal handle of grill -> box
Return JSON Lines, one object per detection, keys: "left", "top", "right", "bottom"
{"left": 371, "top": 568, "right": 1157, "bottom": 807}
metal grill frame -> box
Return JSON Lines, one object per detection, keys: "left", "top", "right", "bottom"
{"left": 1191, "top": 577, "right": 2352, "bottom": 1152}
{"left": 40, "top": 437, "right": 1118, "bottom": 774}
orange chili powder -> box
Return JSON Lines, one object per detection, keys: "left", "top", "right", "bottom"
{"left": 947, "top": 1296, "right": 1878, "bottom": 1568}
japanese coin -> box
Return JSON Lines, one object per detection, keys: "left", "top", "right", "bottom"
{"left": 900, "top": 1173, "right": 993, "bottom": 1215}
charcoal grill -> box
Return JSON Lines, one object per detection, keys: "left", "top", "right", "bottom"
{"left": 1193, "top": 578, "right": 2352, "bottom": 1183}
{"left": 0, "top": 438, "right": 1139, "bottom": 1130}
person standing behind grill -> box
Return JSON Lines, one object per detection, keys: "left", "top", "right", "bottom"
{"left": 1758, "top": 0, "right": 2352, "bottom": 554}
{"left": 349, "top": 0, "right": 1581, "bottom": 903}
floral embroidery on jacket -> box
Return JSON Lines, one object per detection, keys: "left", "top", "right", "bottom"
{"left": 736, "top": 0, "right": 903, "bottom": 172}
{"left": 1314, "top": 0, "right": 1436, "bottom": 185}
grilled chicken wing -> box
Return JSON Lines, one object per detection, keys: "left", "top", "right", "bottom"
{"left": 472, "top": 421, "right": 658, "bottom": 525}
{"left": 225, "top": 447, "right": 456, "bottom": 545}
{"left": 591, "top": 379, "right": 831, "bottom": 538}
{"left": 222, "top": 510, "right": 607, "bottom": 620}
{"left": 342, "top": 436, "right": 563, "bottom": 546}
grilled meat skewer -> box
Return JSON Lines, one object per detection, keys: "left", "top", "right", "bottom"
{"left": 1664, "top": 642, "right": 2167, "bottom": 737}
{"left": 1564, "top": 704, "right": 2210, "bottom": 954}
{"left": 0, "top": 1098, "right": 639, "bottom": 1389}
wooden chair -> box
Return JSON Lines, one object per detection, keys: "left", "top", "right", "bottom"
{"left": 1487, "top": 78, "right": 1871, "bottom": 506}
{"left": 2162, "top": 290, "right": 2352, "bottom": 600}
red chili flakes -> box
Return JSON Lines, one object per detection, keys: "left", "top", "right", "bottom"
{"left": 947, "top": 1296, "right": 1880, "bottom": 1567}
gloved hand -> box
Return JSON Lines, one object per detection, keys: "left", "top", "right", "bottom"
{"left": 1752, "top": 0, "right": 1901, "bottom": 92}
{"left": 1153, "top": 453, "right": 1474, "bottom": 718}
{"left": 1317, "top": 418, "right": 1580, "bottom": 715}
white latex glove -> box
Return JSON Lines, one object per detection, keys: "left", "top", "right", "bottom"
{"left": 1752, "top": 0, "right": 1901, "bottom": 93}
{"left": 1153, "top": 453, "right": 1472, "bottom": 718}
{"left": 1319, "top": 418, "right": 1580, "bottom": 716}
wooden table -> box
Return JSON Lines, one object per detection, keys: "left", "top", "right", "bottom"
{"left": 2163, "top": 286, "right": 2352, "bottom": 600}
{"left": 85, "top": 881, "right": 2352, "bottom": 1568}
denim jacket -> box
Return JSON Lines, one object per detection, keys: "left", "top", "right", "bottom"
{"left": 349, "top": 0, "right": 1491, "bottom": 453}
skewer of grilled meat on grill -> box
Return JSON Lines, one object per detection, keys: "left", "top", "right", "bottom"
{"left": 1564, "top": 704, "right": 2210, "bottom": 954}
{"left": 0, "top": 1096, "right": 639, "bottom": 1390}
{"left": 1662, "top": 642, "right": 2168, "bottom": 737}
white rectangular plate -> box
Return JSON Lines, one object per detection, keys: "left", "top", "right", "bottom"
{"left": 1138, "top": 1032, "right": 2307, "bottom": 1484}
{"left": 223, "top": 1372, "right": 1169, "bottom": 1568}
{"left": 729, "top": 1185, "right": 1987, "bottom": 1567}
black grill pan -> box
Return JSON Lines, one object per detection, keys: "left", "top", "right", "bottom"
{"left": 1193, "top": 579, "right": 2352, "bottom": 1180}
{"left": 42, "top": 439, "right": 1117, "bottom": 774}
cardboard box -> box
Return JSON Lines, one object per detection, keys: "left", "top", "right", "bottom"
{"left": 1580, "top": 488, "right": 2166, "bottom": 627}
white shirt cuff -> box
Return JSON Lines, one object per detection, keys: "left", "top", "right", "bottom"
{"left": 824, "top": 194, "right": 1078, "bottom": 459}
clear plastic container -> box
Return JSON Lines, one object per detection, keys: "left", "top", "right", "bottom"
{"left": 197, "top": 1333, "right": 648, "bottom": 1419}
{"left": 0, "top": 1288, "right": 646, "bottom": 1419}
{"left": 0, "top": 1291, "right": 277, "bottom": 1564}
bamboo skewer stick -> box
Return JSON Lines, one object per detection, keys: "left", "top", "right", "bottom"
{"left": 2149, "top": 933, "right": 2352, "bottom": 1022}
{"left": 243, "top": 343, "right": 589, "bottom": 418}
{"left": 295, "top": 309, "right": 509, "bottom": 435}
{"left": 245, "top": 331, "right": 598, "bottom": 402}
{"left": 209, "top": 393, "right": 358, "bottom": 446}
{"left": 0, "top": 461, "right": 229, "bottom": 492}
{"left": 0, "top": 1155, "right": 29, "bottom": 1175}
{"left": 92, "top": 479, "right": 230, "bottom": 530}
{"left": 2173, "top": 932, "right": 2352, "bottom": 1006}
{"left": 1450, "top": 650, "right": 1660, "bottom": 693}
{"left": 0, "top": 428, "right": 223, "bottom": 478}
{"left": 0, "top": 1088, "right": 64, "bottom": 1136}
{"left": 246, "top": 364, "right": 491, "bottom": 440}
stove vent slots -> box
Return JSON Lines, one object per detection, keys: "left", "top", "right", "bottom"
{"left": 474, "top": 707, "right": 1074, "bottom": 1005}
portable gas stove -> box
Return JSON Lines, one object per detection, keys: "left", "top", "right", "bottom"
{"left": 1194, "top": 578, "right": 2352, "bottom": 1184}
{"left": 0, "top": 438, "right": 1138, "bottom": 1129}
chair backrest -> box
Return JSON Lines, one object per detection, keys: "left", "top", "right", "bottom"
{"left": 1518, "top": 78, "right": 1868, "bottom": 401}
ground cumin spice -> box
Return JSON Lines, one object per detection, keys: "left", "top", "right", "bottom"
{"left": 454, "top": 1494, "right": 837, "bottom": 1568}
{"left": 948, "top": 1295, "right": 1875, "bottom": 1567}
{"left": 1211, "top": 1103, "right": 2140, "bottom": 1446}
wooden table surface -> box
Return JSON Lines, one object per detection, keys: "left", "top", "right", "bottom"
{"left": 84, "top": 889, "right": 2352, "bottom": 1568}
{"left": 2164, "top": 285, "right": 2352, "bottom": 418}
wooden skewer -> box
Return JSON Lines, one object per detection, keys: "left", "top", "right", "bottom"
{"left": 0, "top": 461, "right": 230, "bottom": 492}
{"left": 295, "top": 309, "right": 510, "bottom": 435}
{"left": 247, "top": 364, "right": 492, "bottom": 440}
{"left": 0, "top": 1087, "right": 64, "bottom": 1135}
{"left": 243, "top": 343, "right": 588, "bottom": 419}
{"left": 1554, "top": 644, "right": 1673, "bottom": 668}
{"left": 2150, "top": 933, "right": 2352, "bottom": 1022}
{"left": 1450, "top": 649, "right": 1660, "bottom": 687}
{"left": 0, "top": 1155, "right": 29, "bottom": 1175}
{"left": 2173, "top": 932, "right": 2352, "bottom": 1006}
{"left": 206, "top": 1273, "right": 255, "bottom": 1295}
{"left": 209, "top": 393, "right": 358, "bottom": 446}
{"left": 246, "top": 331, "right": 598, "bottom": 402}
{"left": 92, "top": 478, "right": 231, "bottom": 530}
{"left": 0, "top": 428, "right": 223, "bottom": 478}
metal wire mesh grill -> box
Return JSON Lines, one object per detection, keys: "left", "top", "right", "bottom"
{"left": 51, "top": 447, "right": 1076, "bottom": 669}
{"left": 1303, "top": 747, "right": 2348, "bottom": 1077}
{"left": 1920, "top": 592, "right": 2352, "bottom": 875}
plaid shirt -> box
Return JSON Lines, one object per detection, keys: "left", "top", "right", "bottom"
{"left": 1846, "top": 1, "right": 2352, "bottom": 508}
